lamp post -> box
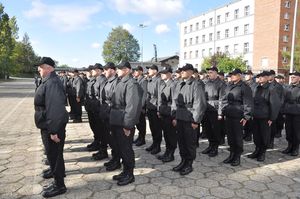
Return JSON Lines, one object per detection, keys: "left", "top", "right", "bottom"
{"left": 290, "top": 0, "right": 299, "bottom": 73}
{"left": 139, "top": 24, "right": 147, "bottom": 67}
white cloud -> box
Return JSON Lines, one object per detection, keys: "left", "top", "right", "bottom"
{"left": 110, "top": 0, "right": 184, "bottom": 20}
{"left": 122, "top": 23, "right": 134, "bottom": 33}
{"left": 155, "top": 24, "right": 170, "bottom": 34}
{"left": 24, "top": 0, "right": 102, "bottom": 32}
{"left": 72, "top": 58, "right": 79, "bottom": 63}
{"left": 91, "top": 42, "right": 101, "bottom": 49}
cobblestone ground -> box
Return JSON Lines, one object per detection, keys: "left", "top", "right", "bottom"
{"left": 1, "top": 79, "right": 300, "bottom": 199}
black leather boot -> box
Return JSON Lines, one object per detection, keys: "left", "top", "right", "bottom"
{"left": 135, "top": 138, "right": 146, "bottom": 146}
{"left": 117, "top": 169, "right": 135, "bottom": 186}
{"left": 282, "top": 142, "right": 293, "bottom": 154}
{"left": 290, "top": 144, "right": 299, "bottom": 156}
{"left": 172, "top": 159, "right": 186, "bottom": 172}
{"left": 208, "top": 146, "right": 218, "bottom": 157}
{"left": 162, "top": 150, "right": 175, "bottom": 162}
{"left": 230, "top": 155, "right": 240, "bottom": 166}
{"left": 150, "top": 145, "right": 161, "bottom": 155}
{"left": 223, "top": 152, "right": 234, "bottom": 164}
{"left": 106, "top": 159, "right": 121, "bottom": 171}
{"left": 201, "top": 145, "right": 212, "bottom": 154}
{"left": 247, "top": 147, "right": 260, "bottom": 159}
{"left": 146, "top": 144, "right": 155, "bottom": 152}
{"left": 157, "top": 149, "right": 169, "bottom": 160}
{"left": 42, "top": 183, "right": 67, "bottom": 198}
{"left": 180, "top": 160, "right": 193, "bottom": 175}
{"left": 257, "top": 151, "right": 266, "bottom": 162}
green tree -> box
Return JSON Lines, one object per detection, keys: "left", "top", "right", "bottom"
{"left": 102, "top": 26, "right": 140, "bottom": 63}
{"left": 57, "top": 64, "right": 70, "bottom": 68}
{"left": 282, "top": 33, "right": 300, "bottom": 71}
{"left": 202, "top": 52, "right": 247, "bottom": 73}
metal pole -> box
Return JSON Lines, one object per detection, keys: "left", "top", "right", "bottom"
{"left": 290, "top": 0, "right": 298, "bottom": 74}
{"left": 139, "top": 24, "right": 147, "bottom": 67}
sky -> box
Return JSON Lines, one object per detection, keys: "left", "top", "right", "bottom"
{"left": 2, "top": 0, "right": 232, "bottom": 68}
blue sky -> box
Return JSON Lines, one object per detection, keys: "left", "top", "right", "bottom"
{"left": 2, "top": 0, "right": 231, "bottom": 67}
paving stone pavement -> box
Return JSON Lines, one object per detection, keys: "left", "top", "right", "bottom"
{"left": 1, "top": 79, "right": 300, "bottom": 199}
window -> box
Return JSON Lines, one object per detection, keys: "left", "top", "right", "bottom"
{"left": 209, "top": 33, "right": 213, "bottom": 41}
{"left": 190, "top": 25, "right": 193, "bottom": 32}
{"left": 285, "top": 1, "right": 291, "bottom": 8}
{"left": 283, "top": 35, "right": 289, "bottom": 42}
{"left": 244, "top": 6, "right": 250, "bottom": 16}
{"left": 284, "top": 12, "right": 290, "bottom": 19}
{"left": 244, "top": 24, "right": 249, "bottom": 34}
{"left": 202, "top": 49, "right": 205, "bottom": 57}
{"left": 216, "top": 47, "right": 221, "bottom": 52}
{"left": 283, "top": 56, "right": 288, "bottom": 63}
{"left": 225, "top": 45, "right": 229, "bottom": 54}
{"left": 189, "top": 51, "right": 192, "bottom": 59}
{"left": 195, "top": 50, "right": 199, "bottom": 58}
{"left": 184, "top": 39, "right": 187, "bottom": 47}
{"left": 234, "top": 44, "right": 238, "bottom": 54}
{"left": 184, "top": 52, "right": 187, "bottom": 59}
{"left": 244, "top": 42, "right": 249, "bottom": 53}
{"left": 209, "top": 48, "right": 213, "bottom": 56}
{"left": 196, "top": 22, "right": 199, "bottom": 30}
{"left": 234, "top": 9, "right": 239, "bottom": 19}
{"left": 225, "top": 29, "right": 229, "bottom": 38}
{"left": 209, "top": 18, "right": 213, "bottom": 26}
{"left": 202, "top": 35, "right": 206, "bottom": 43}
{"left": 225, "top": 12, "right": 229, "bottom": 21}
{"left": 184, "top": 26, "right": 187, "bottom": 34}
{"left": 284, "top": 24, "right": 290, "bottom": 31}
{"left": 189, "top": 38, "right": 193, "bottom": 45}
{"left": 234, "top": 26, "right": 239, "bottom": 36}
{"left": 217, "top": 31, "right": 221, "bottom": 40}
{"left": 202, "top": 20, "right": 206, "bottom": 28}
{"left": 283, "top": 46, "right": 288, "bottom": 52}
{"left": 196, "top": 36, "right": 199, "bottom": 44}
{"left": 217, "top": 15, "right": 221, "bottom": 24}
{"left": 195, "top": 64, "right": 198, "bottom": 68}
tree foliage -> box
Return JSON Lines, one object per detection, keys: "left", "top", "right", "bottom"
{"left": 102, "top": 26, "right": 140, "bottom": 63}
{"left": 202, "top": 52, "right": 247, "bottom": 73}
{"left": 282, "top": 33, "right": 300, "bottom": 71}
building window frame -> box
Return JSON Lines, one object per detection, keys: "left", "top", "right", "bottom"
{"left": 283, "top": 35, "right": 289, "bottom": 42}
{"left": 189, "top": 38, "right": 193, "bottom": 45}
{"left": 244, "top": 6, "right": 250, "bottom": 16}
{"left": 285, "top": 1, "right": 291, "bottom": 8}
{"left": 217, "top": 31, "right": 221, "bottom": 40}
{"left": 184, "top": 26, "right": 187, "bottom": 34}
{"left": 234, "top": 44, "right": 238, "bottom": 54}
{"left": 225, "top": 29, "right": 229, "bottom": 38}
{"left": 209, "top": 18, "right": 213, "bottom": 26}
{"left": 225, "top": 45, "right": 229, "bottom": 55}
{"left": 196, "top": 22, "right": 199, "bottom": 30}
{"left": 284, "top": 12, "right": 290, "bottom": 19}
{"left": 225, "top": 12, "right": 229, "bottom": 22}
{"left": 284, "top": 24, "right": 290, "bottom": 31}
{"left": 196, "top": 50, "right": 199, "bottom": 58}
{"left": 184, "top": 39, "right": 187, "bottom": 47}
{"left": 244, "top": 42, "right": 249, "bottom": 54}
{"left": 202, "top": 20, "right": 206, "bottom": 28}
{"left": 209, "top": 33, "right": 213, "bottom": 41}
{"left": 202, "top": 35, "right": 206, "bottom": 43}
{"left": 217, "top": 15, "right": 221, "bottom": 24}
{"left": 244, "top": 24, "right": 249, "bottom": 34}
{"left": 196, "top": 36, "right": 199, "bottom": 44}
{"left": 234, "top": 9, "right": 239, "bottom": 19}
{"left": 234, "top": 26, "right": 239, "bottom": 36}
{"left": 190, "top": 25, "right": 193, "bottom": 32}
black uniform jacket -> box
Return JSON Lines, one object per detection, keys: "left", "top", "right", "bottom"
{"left": 158, "top": 79, "right": 175, "bottom": 116}
{"left": 282, "top": 83, "right": 300, "bottom": 115}
{"left": 110, "top": 74, "right": 142, "bottom": 129}
{"left": 34, "top": 71, "right": 69, "bottom": 134}
{"left": 136, "top": 76, "right": 148, "bottom": 109}
{"left": 205, "top": 77, "right": 226, "bottom": 112}
{"left": 146, "top": 75, "right": 161, "bottom": 111}
{"left": 172, "top": 77, "right": 207, "bottom": 124}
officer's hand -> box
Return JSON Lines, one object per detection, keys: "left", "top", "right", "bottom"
{"left": 218, "top": 115, "right": 223, "bottom": 120}
{"left": 240, "top": 118, "right": 247, "bottom": 126}
{"left": 76, "top": 97, "right": 80, "bottom": 103}
{"left": 267, "top": 120, "right": 272, "bottom": 126}
{"left": 172, "top": 119, "right": 177, "bottom": 127}
{"left": 191, "top": 123, "right": 199, "bottom": 129}
{"left": 123, "top": 128, "right": 131, "bottom": 137}
{"left": 50, "top": 134, "right": 60, "bottom": 143}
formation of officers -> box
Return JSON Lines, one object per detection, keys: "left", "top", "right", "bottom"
{"left": 35, "top": 56, "right": 300, "bottom": 198}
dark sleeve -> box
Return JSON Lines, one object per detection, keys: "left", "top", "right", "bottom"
{"left": 242, "top": 84, "right": 253, "bottom": 120}
{"left": 76, "top": 78, "right": 84, "bottom": 98}
{"left": 171, "top": 83, "right": 178, "bottom": 119}
{"left": 157, "top": 83, "right": 162, "bottom": 111}
{"left": 218, "top": 82, "right": 226, "bottom": 116}
{"left": 123, "top": 82, "right": 141, "bottom": 129}
{"left": 141, "top": 80, "right": 148, "bottom": 108}
{"left": 45, "top": 80, "right": 68, "bottom": 135}
{"left": 192, "top": 82, "right": 207, "bottom": 123}
{"left": 269, "top": 88, "right": 281, "bottom": 121}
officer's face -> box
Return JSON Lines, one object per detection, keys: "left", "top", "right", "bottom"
{"left": 291, "top": 75, "right": 300, "bottom": 84}
{"left": 132, "top": 70, "right": 141, "bottom": 78}
{"left": 258, "top": 76, "right": 268, "bottom": 84}
{"left": 104, "top": 68, "right": 116, "bottom": 78}
{"left": 91, "top": 69, "right": 98, "bottom": 77}
{"left": 148, "top": 69, "right": 157, "bottom": 77}
{"left": 181, "top": 70, "right": 193, "bottom": 79}
{"left": 175, "top": 73, "right": 181, "bottom": 79}
{"left": 117, "top": 68, "right": 130, "bottom": 78}
{"left": 275, "top": 78, "right": 284, "bottom": 84}
{"left": 245, "top": 74, "right": 252, "bottom": 81}
{"left": 161, "top": 73, "right": 171, "bottom": 80}
{"left": 230, "top": 74, "right": 241, "bottom": 83}
{"left": 207, "top": 70, "right": 218, "bottom": 80}
{"left": 38, "top": 64, "right": 51, "bottom": 78}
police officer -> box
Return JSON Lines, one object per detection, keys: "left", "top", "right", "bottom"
{"left": 69, "top": 69, "right": 84, "bottom": 123}
{"left": 243, "top": 70, "right": 257, "bottom": 142}
{"left": 110, "top": 61, "right": 142, "bottom": 186}
{"left": 282, "top": 71, "right": 300, "bottom": 156}
{"left": 171, "top": 63, "right": 207, "bottom": 175}
{"left": 268, "top": 70, "right": 284, "bottom": 148}
{"left": 34, "top": 57, "right": 68, "bottom": 198}
{"left": 202, "top": 66, "right": 226, "bottom": 157}
{"left": 173, "top": 68, "right": 182, "bottom": 84}
{"left": 157, "top": 66, "right": 177, "bottom": 162}
{"left": 274, "top": 74, "right": 286, "bottom": 138}
{"left": 132, "top": 66, "right": 147, "bottom": 146}
{"left": 99, "top": 62, "right": 121, "bottom": 171}
{"left": 58, "top": 70, "right": 68, "bottom": 95}
{"left": 247, "top": 71, "right": 280, "bottom": 162}
{"left": 220, "top": 68, "right": 253, "bottom": 166}
{"left": 145, "top": 64, "right": 163, "bottom": 154}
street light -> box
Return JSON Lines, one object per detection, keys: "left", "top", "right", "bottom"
{"left": 139, "top": 24, "right": 147, "bottom": 67}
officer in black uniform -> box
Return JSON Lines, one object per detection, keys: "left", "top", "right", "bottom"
{"left": 243, "top": 70, "right": 257, "bottom": 142}
{"left": 274, "top": 74, "right": 286, "bottom": 138}
{"left": 34, "top": 57, "right": 68, "bottom": 198}
{"left": 202, "top": 66, "right": 226, "bottom": 157}
{"left": 100, "top": 62, "right": 121, "bottom": 171}
{"left": 173, "top": 68, "right": 182, "bottom": 84}
{"left": 58, "top": 70, "right": 68, "bottom": 95}
{"left": 268, "top": 70, "right": 284, "bottom": 148}
{"left": 282, "top": 71, "right": 300, "bottom": 156}
{"left": 220, "top": 68, "right": 253, "bottom": 166}
{"left": 157, "top": 66, "right": 177, "bottom": 162}
{"left": 69, "top": 69, "right": 84, "bottom": 123}
{"left": 247, "top": 71, "right": 280, "bottom": 162}
{"left": 110, "top": 61, "right": 142, "bottom": 186}
{"left": 171, "top": 63, "right": 207, "bottom": 175}
{"left": 145, "top": 64, "right": 163, "bottom": 154}
{"left": 132, "top": 66, "right": 148, "bottom": 146}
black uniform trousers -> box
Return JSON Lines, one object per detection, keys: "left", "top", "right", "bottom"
{"left": 87, "top": 111, "right": 101, "bottom": 143}
{"left": 69, "top": 96, "right": 82, "bottom": 120}
{"left": 285, "top": 114, "right": 300, "bottom": 148}
{"left": 46, "top": 125, "right": 66, "bottom": 187}
{"left": 111, "top": 126, "right": 135, "bottom": 170}
{"left": 244, "top": 118, "right": 253, "bottom": 138}
{"left": 102, "top": 119, "right": 119, "bottom": 160}
{"left": 225, "top": 117, "right": 243, "bottom": 156}
{"left": 176, "top": 120, "right": 197, "bottom": 160}
{"left": 41, "top": 129, "right": 50, "bottom": 155}
{"left": 276, "top": 113, "right": 285, "bottom": 134}
{"left": 136, "top": 111, "right": 146, "bottom": 140}
{"left": 252, "top": 118, "right": 271, "bottom": 151}
{"left": 160, "top": 115, "right": 177, "bottom": 151}
{"left": 204, "top": 111, "right": 221, "bottom": 147}
{"left": 147, "top": 109, "right": 162, "bottom": 146}
{"left": 67, "top": 95, "right": 74, "bottom": 115}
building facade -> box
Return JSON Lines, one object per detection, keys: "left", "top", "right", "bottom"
{"left": 179, "top": 0, "right": 299, "bottom": 73}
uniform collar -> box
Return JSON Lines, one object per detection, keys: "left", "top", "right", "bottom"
{"left": 42, "top": 71, "right": 56, "bottom": 83}
{"left": 120, "top": 74, "right": 132, "bottom": 83}
{"left": 108, "top": 75, "right": 118, "bottom": 83}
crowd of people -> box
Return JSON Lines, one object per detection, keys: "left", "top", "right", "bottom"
{"left": 34, "top": 56, "right": 300, "bottom": 198}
